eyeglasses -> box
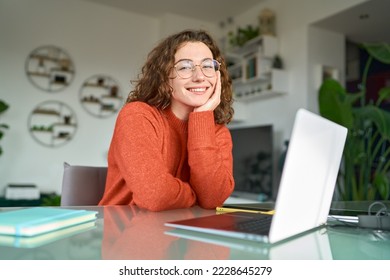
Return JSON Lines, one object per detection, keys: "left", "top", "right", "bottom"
{"left": 174, "top": 59, "right": 220, "bottom": 79}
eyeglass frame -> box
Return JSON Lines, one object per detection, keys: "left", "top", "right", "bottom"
{"left": 173, "top": 58, "right": 221, "bottom": 79}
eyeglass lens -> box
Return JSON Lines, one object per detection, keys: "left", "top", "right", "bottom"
{"left": 175, "top": 59, "right": 220, "bottom": 78}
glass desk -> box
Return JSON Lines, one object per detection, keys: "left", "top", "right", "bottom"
{"left": 0, "top": 202, "right": 389, "bottom": 260}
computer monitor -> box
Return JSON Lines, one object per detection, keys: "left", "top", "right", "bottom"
{"left": 229, "top": 124, "right": 273, "bottom": 201}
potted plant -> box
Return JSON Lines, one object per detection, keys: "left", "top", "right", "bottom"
{"left": 0, "top": 100, "right": 9, "bottom": 156}
{"left": 228, "top": 25, "right": 260, "bottom": 49}
{"left": 318, "top": 43, "right": 390, "bottom": 201}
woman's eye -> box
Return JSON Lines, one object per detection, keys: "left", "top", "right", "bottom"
{"left": 178, "top": 63, "right": 192, "bottom": 70}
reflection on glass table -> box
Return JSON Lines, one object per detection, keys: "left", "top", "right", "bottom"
{"left": 0, "top": 203, "right": 389, "bottom": 260}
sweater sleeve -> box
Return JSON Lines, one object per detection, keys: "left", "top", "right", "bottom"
{"left": 187, "top": 111, "right": 235, "bottom": 209}
{"left": 105, "top": 103, "right": 196, "bottom": 211}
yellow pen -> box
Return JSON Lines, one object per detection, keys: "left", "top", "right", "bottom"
{"left": 216, "top": 206, "right": 275, "bottom": 215}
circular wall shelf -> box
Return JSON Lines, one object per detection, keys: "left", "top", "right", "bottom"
{"left": 25, "top": 45, "right": 75, "bottom": 92}
{"left": 28, "top": 101, "right": 77, "bottom": 147}
{"left": 79, "top": 74, "right": 123, "bottom": 118}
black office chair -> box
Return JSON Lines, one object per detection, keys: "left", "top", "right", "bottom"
{"left": 60, "top": 162, "right": 107, "bottom": 206}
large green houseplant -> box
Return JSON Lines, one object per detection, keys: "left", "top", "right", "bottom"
{"left": 318, "top": 43, "right": 390, "bottom": 201}
{"left": 0, "top": 100, "right": 9, "bottom": 156}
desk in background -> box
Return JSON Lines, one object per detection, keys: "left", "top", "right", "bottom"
{"left": 0, "top": 202, "right": 389, "bottom": 260}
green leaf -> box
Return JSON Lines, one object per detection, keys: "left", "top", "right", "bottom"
{"left": 0, "top": 100, "right": 9, "bottom": 158}
{"left": 318, "top": 42, "right": 390, "bottom": 202}
{"left": 0, "top": 100, "right": 9, "bottom": 114}
{"left": 367, "top": 186, "right": 377, "bottom": 201}
{"left": 355, "top": 105, "right": 390, "bottom": 140}
{"left": 0, "top": 124, "right": 9, "bottom": 129}
{"left": 373, "top": 172, "right": 390, "bottom": 200}
{"left": 362, "top": 43, "right": 390, "bottom": 64}
{"left": 376, "top": 87, "right": 390, "bottom": 106}
{"left": 318, "top": 79, "right": 356, "bottom": 129}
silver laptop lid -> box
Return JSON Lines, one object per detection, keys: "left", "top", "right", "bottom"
{"left": 269, "top": 109, "right": 347, "bottom": 243}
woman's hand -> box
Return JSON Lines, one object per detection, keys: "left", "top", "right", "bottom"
{"left": 194, "top": 71, "right": 221, "bottom": 112}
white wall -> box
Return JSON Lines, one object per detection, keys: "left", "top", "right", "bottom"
{"left": 307, "top": 26, "right": 346, "bottom": 113}
{"left": 0, "top": 0, "right": 368, "bottom": 197}
{"left": 0, "top": 0, "right": 155, "bottom": 194}
{"left": 0, "top": 0, "right": 217, "bottom": 195}
{"left": 158, "top": 13, "right": 218, "bottom": 39}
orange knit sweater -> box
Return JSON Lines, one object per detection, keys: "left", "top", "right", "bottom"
{"left": 99, "top": 102, "right": 234, "bottom": 211}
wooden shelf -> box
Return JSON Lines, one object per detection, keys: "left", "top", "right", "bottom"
{"left": 52, "top": 123, "right": 76, "bottom": 127}
{"left": 50, "top": 67, "right": 75, "bottom": 74}
{"left": 30, "top": 54, "right": 63, "bottom": 62}
{"left": 32, "top": 109, "right": 60, "bottom": 116}
{"left": 30, "top": 129, "right": 52, "bottom": 133}
{"left": 27, "top": 71, "right": 50, "bottom": 77}
{"left": 83, "top": 83, "right": 110, "bottom": 89}
{"left": 81, "top": 100, "right": 101, "bottom": 104}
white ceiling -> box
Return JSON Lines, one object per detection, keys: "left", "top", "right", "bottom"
{"left": 86, "top": 0, "right": 389, "bottom": 44}
{"left": 85, "top": 0, "right": 263, "bottom": 25}
{"left": 313, "top": 0, "right": 390, "bottom": 44}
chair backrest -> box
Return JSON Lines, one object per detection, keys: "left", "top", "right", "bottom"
{"left": 61, "top": 162, "right": 107, "bottom": 206}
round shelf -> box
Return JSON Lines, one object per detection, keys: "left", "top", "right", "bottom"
{"left": 28, "top": 101, "right": 77, "bottom": 147}
{"left": 79, "top": 74, "right": 123, "bottom": 118}
{"left": 25, "top": 45, "right": 75, "bottom": 92}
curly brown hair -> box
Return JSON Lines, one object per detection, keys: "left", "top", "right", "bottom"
{"left": 127, "top": 29, "right": 234, "bottom": 124}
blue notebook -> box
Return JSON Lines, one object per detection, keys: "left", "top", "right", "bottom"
{"left": 0, "top": 220, "right": 96, "bottom": 248}
{"left": 0, "top": 207, "right": 98, "bottom": 237}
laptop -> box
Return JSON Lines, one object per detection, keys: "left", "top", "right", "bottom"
{"left": 165, "top": 108, "right": 348, "bottom": 244}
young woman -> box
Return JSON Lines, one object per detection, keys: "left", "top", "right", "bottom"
{"left": 99, "top": 29, "right": 235, "bottom": 211}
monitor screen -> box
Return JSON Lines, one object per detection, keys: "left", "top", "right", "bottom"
{"left": 229, "top": 124, "right": 273, "bottom": 201}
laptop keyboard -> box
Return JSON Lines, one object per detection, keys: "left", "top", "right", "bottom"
{"left": 235, "top": 215, "right": 272, "bottom": 235}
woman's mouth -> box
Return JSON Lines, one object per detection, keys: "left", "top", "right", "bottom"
{"left": 187, "top": 87, "right": 208, "bottom": 94}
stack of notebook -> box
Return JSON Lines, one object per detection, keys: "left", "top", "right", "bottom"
{"left": 0, "top": 207, "right": 98, "bottom": 248}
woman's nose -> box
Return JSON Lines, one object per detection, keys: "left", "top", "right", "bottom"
{"left": 192, "top": 66, "right": 205, "bottom": 81}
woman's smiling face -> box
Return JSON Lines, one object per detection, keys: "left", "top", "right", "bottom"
{"left": 169, "top": 41, "right": 217, "bottom": 120}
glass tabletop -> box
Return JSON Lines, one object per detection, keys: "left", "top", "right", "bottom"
{"left": 0, "top": 203, "right": 389, "bottom": 260}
